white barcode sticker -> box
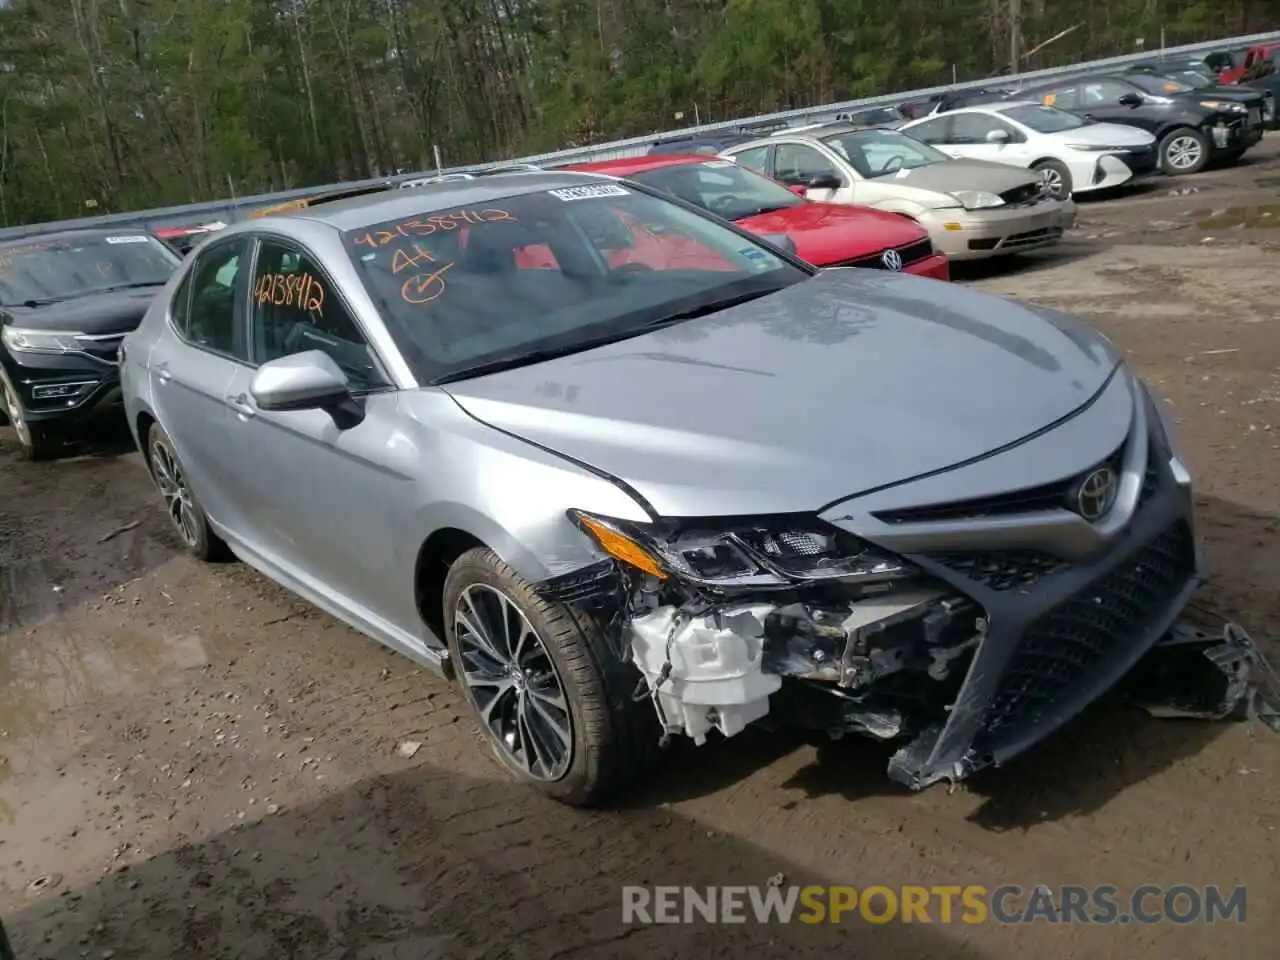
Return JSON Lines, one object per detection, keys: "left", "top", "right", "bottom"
{"left": 106, "top": 235, "right": 150, "bottom": 244}
{"left": 549, "top": 184, "right": 630, "bottom": 201}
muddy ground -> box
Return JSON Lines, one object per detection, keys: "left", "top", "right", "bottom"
{"left": 2, "top": 143, "right": 1279, "bottom": 959}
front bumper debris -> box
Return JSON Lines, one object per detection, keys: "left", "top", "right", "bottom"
{"left": 1122, "top": 621, "right": 1280, "bottom": 730}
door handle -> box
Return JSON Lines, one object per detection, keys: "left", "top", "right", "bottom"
{"left": 226, "top": 393, "right": 256, "bottom": 418}
{"left": 154, "top": 361, "right": 172, "bottom": 384}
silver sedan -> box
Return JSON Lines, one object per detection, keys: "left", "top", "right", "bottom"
{"left": 121, "top": 171, "right": 1202, "bottom": 804}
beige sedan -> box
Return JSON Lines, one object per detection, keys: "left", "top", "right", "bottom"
{"left": 720, "top": 122, "right": 1076, "bottom": 260}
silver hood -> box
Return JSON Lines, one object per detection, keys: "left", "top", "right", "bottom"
{"left": 441, "top": 270, "right": 1119, "bottom": 518}
{"left": 888, "top": 158, "right": 1044, "bottom": 194}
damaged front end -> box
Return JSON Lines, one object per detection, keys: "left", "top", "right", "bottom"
{"left": 536, "top": 502, "right": 1278, "bottom": 792}
{"left": 540, "top": 511, "right": 989, "bottom": 760}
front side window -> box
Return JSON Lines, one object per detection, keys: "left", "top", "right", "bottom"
{"left": 902, "top": 117, "right": 949, "bottom": 143}
{"left": 249, "top": 239, "right": 388, "bottom": 391}
{"left": 1080, "top": 81, "right": 1139, "bottom": 105}
{"left": 184, "top": 240, "right": 246, "bottom": 356}
{"left": 948, "top": 113, "right": 1019, "bottom": 143}
{"left": 630, "top": 160, "right": 803, "bottom": 221}
{"left": 1037, "top": 86, "right": 1080, "bottom": 109}
{"left": 342, "top": 183, "right": 809, "bottom": 383}
{"left": 0, "top": 232, "right": 179, "bottom": 307}
{"left": 772, "top": 144, "right": 842, "bottom": 186}
{"left": 823, "top": 130, "right": 949, "bottom": 178}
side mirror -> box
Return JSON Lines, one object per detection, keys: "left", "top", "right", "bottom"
{"left": 786, "top": 184, "right": 808, "bottom": 197}
{"left": 756, "top": 232, "right": 797, "bottom": 256}
{"left": 250, "top": 350, "right": 364, "bottom": 428}
{"left": 1118, "top": 92, "right": 1143, "bottom": 107}
{"left": 806, "top": 173, "right": 843, "bottom": 191}
{"left": 985, "top": 128, "right": 1011, "bottom": 143}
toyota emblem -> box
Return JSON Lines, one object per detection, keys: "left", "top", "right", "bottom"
{"left": 881, "top": 249, "right": 904, "bottom": 271}
{"left": 1073, "top": 466, "right": 1118, "bottom": 521}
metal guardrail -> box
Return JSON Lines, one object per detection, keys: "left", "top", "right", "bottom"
{"left": 3, "top": 27, "right": 1278, "bottom": 241}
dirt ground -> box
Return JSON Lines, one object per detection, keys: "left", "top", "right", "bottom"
{"left": 2, "top": 143, "right": 1279, "bottom": 960}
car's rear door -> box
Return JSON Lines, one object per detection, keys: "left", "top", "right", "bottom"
{"left": 147, "top": 236, "right": 252, "bottom": 531}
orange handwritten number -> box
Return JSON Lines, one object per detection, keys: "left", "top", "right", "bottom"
{"left": 391, "top": 244, "right": 434, "bottom": 274}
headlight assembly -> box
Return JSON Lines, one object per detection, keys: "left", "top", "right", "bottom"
{"left": 948, "top": 190, "right": 1004, "bottom": 210}
{"left": 569, "top": 510, "right": 915, "bottom": 588}
{"left": 1, "top": 326, "right": 83, "bottom": 355}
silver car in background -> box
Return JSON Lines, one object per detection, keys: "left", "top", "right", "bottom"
{"left": 120, "top": 172, "right": 1201, "bottom": 805}
{"left": 722, "top": 123, "right": 1078, "bottom": 259}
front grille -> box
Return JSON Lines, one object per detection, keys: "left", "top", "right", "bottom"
{"left": 837, "top": 238, "right": 933, "bottom": 270}
{"left": 980, "top": 521, "right": 1195, "bottom": 736}
{"left": 924, "top": 549, "right": 1068, "bottom": 592}
{"left": 875, "top": 444, "right": 1124, "bottom": 526}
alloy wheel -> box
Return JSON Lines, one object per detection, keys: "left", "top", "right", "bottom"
{"left": 1166, "top": 136, "right": 1203, "bottom": 171}
{"left": 453, "top": 583, "right": 573, "bottom": 781}
{"left": 1, "top": 379, "right": 31, "bottom": 446}
{"left": 1038, "top": 167, "right": 1065, "bottom": 198}
{"left": 149, "top": 437, "right": 200, "bottom": 548}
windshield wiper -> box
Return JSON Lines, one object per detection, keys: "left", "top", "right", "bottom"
{"left": 100, "top": 281, "right": 167, "bottom": 293}
{"left": 639, "top": 287, "right": 779, "bottom": 329}
{"left": 432, "top": 288, "right": 782, "bottom": 385}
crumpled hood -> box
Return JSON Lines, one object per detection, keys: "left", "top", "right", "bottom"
{"left": 442, "top": 270, "right": 1118, "bottom": 518}
{"left": 889, "top": 159, "right": 1043, "bottom": 196}
{"left": 2, "top": 287, "right": 160, "bottom": 335}
{"left": 736, "top": 202, "right": 927, "bottom": 265}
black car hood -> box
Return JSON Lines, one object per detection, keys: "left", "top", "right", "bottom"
{"left": 2, "top": 287, "right": 161, "bottom": 335}
{"left": 1189, "top": 84, "right": 1266, "bottom": 102}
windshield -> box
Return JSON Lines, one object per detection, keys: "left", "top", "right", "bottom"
{"left": 0, "top": 233, "right": 180, "bottom": 305}
{"left": 1127, "top": 73, "right": 1193, "bottom": 95}
{"left": 629, "top": 159, "right": 803, "bottom": 221}
{"left": 821, "top": 130, "right": 949, "bottom": 178}
{"left": 343, "top": 182, "right": 809, "bottom": 383}
{"left": 1000, "top": 105, "right": 1088, "bottom": 133}
{"left": 1170, "top": 68, "right": 1214, "bottom": 87}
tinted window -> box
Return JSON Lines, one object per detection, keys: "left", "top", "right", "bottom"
{"left": 250, "top": 239, "right": 388, "bottom": 390}
{"left": 730, "top": 145, "right": 770, "bottom": 174}
{"left": 773, "top": 144, "right": 841, "bottom": 185}
{"left": 0, "top": 232, "right": 179, "bottom": 306}
{"left": 1037, "top": 86, "right": 1080, "bottom": 109}
{"left": 1080, "top": 81, "right": 1138, "bottom": 106}
{"left": 630, "top": 160, "right": 802, "bottom": 221}
{"left": 184, "top": 241, "right": 244, "bottom": 356}
{"left": 342, "top": 184, "right": 807, "bottom": 383}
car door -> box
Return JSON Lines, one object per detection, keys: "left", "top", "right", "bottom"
{"left": 1076, "top": 80, "right": 1158, "bottom": 130}
{"left": 771, "top": 141, "right": 856, "bottom": 204}
{"left": 931, "top": 112, "right": 1032, "bottom": 166}
{"left": 147, "top": 237, "right": 252, "bottom": 531}
{"left": 223, "top": 234, "right": 405, "bottom": 625}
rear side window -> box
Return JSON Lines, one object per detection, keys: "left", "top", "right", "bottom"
{"left": 183, "top": 240, "right": 245, "bottom": 357}
{"left": 731, "top": 145, "right": 771, "bottom": 174}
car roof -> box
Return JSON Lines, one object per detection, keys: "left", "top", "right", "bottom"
{"left": 771, "top": 121, "right": 868, "bottom": 138}
{"left": 0, "top": 227, "right": 157, "bottom": 250}
{"left": 561, "top": 154, "right": 713, "bottom": 176}
{"left": 287, "top": 171, "right": 617, "bottom": 231}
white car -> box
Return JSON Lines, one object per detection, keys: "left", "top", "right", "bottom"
{"left": 899, "top": 102, "right": 1158, "bottom": 199}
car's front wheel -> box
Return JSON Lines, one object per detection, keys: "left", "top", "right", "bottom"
{"left": 1158, "top": 127, "right": 1210, "bottom": 175}
{"left": 146, "top": 423, "right": 230, "bottom": 561}
{"left": 443, "top": 547, "right": 659, "bottom": 806}
{"left": 0, "top": 376, "right": 59, "bottom": 461}
{"left": 1032, "top": 158, "right": 1073, "bottom": 199}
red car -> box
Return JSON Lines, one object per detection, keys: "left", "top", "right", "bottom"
{"left": 560, "top": 154, "right": 950, "bottom": 281}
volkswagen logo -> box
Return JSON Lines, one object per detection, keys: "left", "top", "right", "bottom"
{"left": 880, "top": 248, "right": 904, "bottom": 271}
{"left": 1072, "top": 466, "right": 1118, "bottom": 521}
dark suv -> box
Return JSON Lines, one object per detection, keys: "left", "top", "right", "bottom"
{"left": 0, "top": 229, "right": 181, "bottom": 459}
{"left": 1012, "top": 72, "right": 1265, "bottom": 174}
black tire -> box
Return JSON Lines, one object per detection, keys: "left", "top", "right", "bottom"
{"left": 443, "top": 547, "right": 660, "bottom": 806}
{"left": 144, "top": 423, "right": 231, "bottom": 561}
{"left": 1032, "top": 158, "right": 1073, "bottom": 200}
{"left": 0, "top": 374, "right": 60, "bottom": 461}
{"left": 1158, "top": 126, "right": 1210, "bottom": 175}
